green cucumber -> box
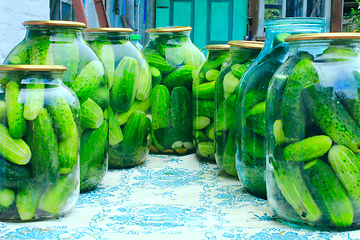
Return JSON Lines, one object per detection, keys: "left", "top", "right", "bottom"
{"left": 283, "top": 135, "right": 332, "bottom": 162}
{"left": 91, "top": 87, "right": 109, "bottom": 110}
{"left": 222, "top": 127, "right": 237, "bottom": 176}
{"left": 110, "top": 56, "right": 140, "bottom": 112}
{"left": 162, "top": 65, "right": 196, "bottom": 91}
{"left": 281, "top": 59, "right": 319, "bottom": 140}
{"left": 136, "top": 67, "right": 152, "bottom": 101}
{"left": 205, "top": 122, "right": 215, "bottom": 141}
{"left": 304, "top": 159, "right": 353, "bottom": 227}
{"left": 205, "top": 69, "right": 220, "bottom": 81}
{"left": 106, "top": 108, "right": 123, "bottom": 146}
{"left": 38, "top": 172, "right": 78, "bottom": 214}
{"left": 23, "top": 79, "right": 45, "bottom": 121}
{"left": 197, "top": 141, "right": 215, "bottom": 160}
{"left": 151, "top": 85, "right": 170, "bottom": 130}
{"left": 231, "top": 61, "right": 251, "bottom": 79}
{"left": 223, "top": 72, "right": 240, "bottom": 94}
{"left": 0, "top": 156, "right": 31, "bottom": 189}
{"left": 0, "top": 188, "right": 15, "bottom": 208}
{"left": 243, "top": 132, "right": 266, "bottom": 159}
{"left": 170, "top": 86, "right": 192, "bottom": 134}
{"left": 193, "top": 116, "right": 211, "bottom": 130}
{"left": 303, "top": 84, "right": 360, "bottom": 153}
{"left": 116, "top": 98, "right": 151, "bottom": 125}
{"left": 4, "top": 40, "right": 31, "bottom": 64}
{"left": 27, "top": 108, "right": 60, "bottom": 185}
{"left": 150, "top": 66, "right": 162, "bottom": 87}
{"left": 245, "top": 101, "right": 266, "bottom": 136}
{"left": 29, "top": 35, "right": 51, "bottom": 65}
{"left": 196, "top": 100, "right": 215, "bottom": 118}
{"left": 0, "top": 101, "right": 6, "bottom": 121}
{"left": 215, "top": 95, "right": 236, "bottom": 132}
{"left": 272, "top": 159, "right": 322, "bottom": 222}
{"left": 16, "top": 181, "right": 41, "bottom": 220}
{"left": 5, "top": 81, "right": 26, "bottom": 138}
{"left": 193, "top": 81, "right": 215, "bottom": 100}
{"left": 58, "top": 136, "right": 78, "bottom": 175}
{"left": 70, "top": 60, "right": 104, "bottom": 103}
{"left": 273, "top": 119, "right": 288, "bottom": 145}
{"left": 273, "top": 33, "right": 291, "bottom": 47}
{"left": 0, "top": 124, "right": 31, "bottom": 165}
{"left": 142, "top": 48, "right": 175, "bottom": 74}
{"left": 80, "top": 98, "right": 104, "bottom": 129}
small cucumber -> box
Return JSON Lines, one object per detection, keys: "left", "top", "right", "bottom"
{"left": 223, "top": 72, "right": 240, "bottom": 94}
{"left": 231, "top": 61, "right": 251, "bottom": 79}
{"left": 205, "top": 69, "right": 220, "bottom": 81}
{"left": 215, "top": 95, "right": 236, "bottom": 132}
{"left": 204, "top": 122, "right": 215, "bottom": 141}
{"left": 70, "top": 60, "right": 104, "bottom": 103}
{"left": 162, "top": 65, "right": 197, "bottom": 91}
{"left": 91, "top": 87, "right": 109, "bottom": 110}
{"left": 0, "top": 188, "right": 15, "bottom": 208}
{"left": 136, "top": 67, "right": 152, "bottom": 101}
{"left": 245, "top": 101, "right": 266, "bottom": 136}
{"left": 170, "top": 86, "right": 192, "bottom": 135}
{"left": 23, "top": 79, "right": 45, "bottom": 121}
{"left": 273, "top": 119, "right": 288, "bottom": 145}
{"left": 195, "top": 100, "right": 215, "bottom": 118}
{"left": 193, "top": 81, "right": 215, "bottom": 100}
{"left": 283, "top": 135, "right": 332, "bottom": 162}
{"left": 304, "top": 159, "right": 354, "bottom": 227}
{"left": 16, "top": 181, "right": 41, "bottom": 220}
{"left": 222, "top": 127, "right": 237, "bottom": 176}
{"left": 303, "top": 84, "right": 360, "bottom": 153}
{"left": 29, "top": 35, "right": 51, "bottom": 65}
{"left": 0, "top": 156, "right": 31, "bottom": 189}
{"left": 197, "top": 141, "right": 215, "bottom": 160}
{"left": 243, "top": 132, "right": 266, "bottom": 159}
{"left": 116, "top": 98, "right": 151, "bottom": 125}
{"left": 142, "top": 48, "right": 175, "bottom": 74}
{"left": 106, "top": 108, "right": 123, "bottom": 146}
{"left": 5, "top": 81, "right": 27, "bottom": 138}
{"left": 58, "top": 136, "right": 79, "bottom": 175}
{"left": 193, "top": 116, "right": 211, "bottom": 130}
{"left": 80, "top": 98, "right": 104, "bottom": 129}
{"left": 150, "top": 66, "right": 162, "bottom": 87}
{"left": 151, "top": 85, "right": 170, "bottom": 130}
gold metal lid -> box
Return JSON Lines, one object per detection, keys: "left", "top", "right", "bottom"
{"left": 23, "top": 20, "right": 87, "bottom": 28}
{"left": 286, "top": 32, "right": 360, "bottom": 42}
{"left": 228, "top": 40, "right": 264, "bottom": 49}
{"left": 0, "top": 65, "right": 67, "bottom": 72}
{"left": 84, "top": 27, "right": 134, "bottom": 33}
{"left": 146, "top": 26, "right": 192, "bottom": 33}
{"left": 205, "top": 44, "right": 230, "bottom": 50}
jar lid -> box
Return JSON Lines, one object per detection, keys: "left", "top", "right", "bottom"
{"left": 84, "top": 27, "right": 134, "bottom": 33}
{"left": 146, "top": 26, "right": 192, "bottom": 33}
{"left": 0, "top": 65, "right": 67, "bottom": 72}
{"left": 228, "top": 40, "right": 264, "bottom": 49}
{"left": 23, "top": 20, "right": 87, "bottom": 28}
{"left": 286, "top": 33, "right": 360, "bottom": 42}
{"left": 205, "top": 44, "right": 230, "bottom": 50}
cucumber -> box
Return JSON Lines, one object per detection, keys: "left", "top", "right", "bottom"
{"left": 29, "top": 35, "right": 51, "bottom": 65}
{"left": 215, "top": 95, "right": 236, "bottom": 132}
{"left": 53, "top": 32, "right": 79, "bottom": 85}
{"left": 303, "top": 84, "right": 360, "bottom": 153}
{"left": 16, "top": 181, "right": 41, "bottom": 220}
{"left": 205, "top": 122, "right": 215, "bottom": 141}
{"left": 170, "top": 86, "right": 192, "bottom": 135}
{"left": 304, "top": 159, "right": 353, "bottom": 227}
{"left": 0, "top": 101, "right": 6, "bottom": 121}
{"left": 283, "top": 135, "right": 332, "bottom": 162}
{"left": 272, "top": 159, "right": 322, "bottom": 222}
{"left": 197, "top": 142, "right": 215, "bottom": 160}
{"left": 162, "top": 65, "right": 196, "bottom": 91}
{"left": 116, "top": 98, "right": 151, "bottom": 125}
{"left": 243, "top": 132, "right": 266, "bottom": 159}
{"left": 38, "top": 172, "right": 78, "bottom": 214}
{"left": 0, "top": 188, "right": 15, "bottom": 208}
{"left": 91, "top": 87, "right": 109, "bottom": 110}
{"left": 4, "top": 40, "right": 31, "bottom": 64}
{"left": 193, "top": 81, "right": 215, "bottom": 100}
{"left": 245, "top": 101, "right": 266, "bottom": 136}
{"left": 0, "top": 156, "right": 31, "bottom": 189}
{"left": 273, "top": 119, "right": 288, "bottom": 145}
{"left": 328, "top": 145, "right": 360, "bottom": 214}
{"left": 48, "top": 93, "right": 78, "bottom": 140}
{"left": 136, "top": 67, "right": 152, "bottom": 101}
{"left": 106, "top": 108, "right": 123, "bottom": 146}
{"left": 150, "top": 66, "right": 162, "bottom": 87}
{"left": 142, "top": 48, "right": 175, "bottom": 74}
{"left": 222, "top": 127, "right": 237, "bottom": 176}
{"left": 80, "top": 98, "right": 104, "bottom": 129}
{"left": 196, "top": 100, "right": 215, "bottom": 118}
{"left": 164, "top": 46, "right": 185, "bottom": 66}
{"left": 0, "top": 124, "right": 31, "bottom": 165}
{"left": 151, "top": 85, "right": 170, "bottom": 130}
{"left": 110, "top": 56, "right": 140, "bottom": 112}
{"left": 70, "top": 60, "right": 104, "bottom": 103}
{"left": 281, "top": 59, "right": 319, "bottom": 140}
{"left": 193, "top": 116, "right": 211, "bottom": 130}
{"left": 180, "top": 39, "right": 204, "bottom": 67}
{"left": 58, "top": 136, "right": 79, "bottom": 175}
{"left": 5, "top": 81, "right": 27, "bottom": 138}
{"left": 205, "top": 69, "right": 220, "bottom": 81}
{"left": 23, "top": 79, "right": 45, "bottom": 121}
{"left": 27, "top": 108, "right": 60, "bottom": 185}
{"left": 223, "top": 72, "right": 240, "bottom": 94}
{"left": 231, "top": 61, "right": 251, "bottom": 79}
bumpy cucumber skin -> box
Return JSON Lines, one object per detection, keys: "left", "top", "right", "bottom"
{"left": 328, "top": 145, "right": 360, "bottom": 214}
{"left": 29, "top": 35, "right": 51, "bottom": 65}
{"left": 27, "top": 108, "right": 60, "bottom": 186}
{"left": 303, "top": 84, "right": 360, "bottom": 153}
{"left": 116, "top": 98, "right": 151, "bottom": 126}
{"left": 110, "top": 56, "right": 140, "bottom": 112}
{"left": 151, "top": 85, "right": 170, "bottom": 130}
{"left": 193, "top": 81, "right": 216, "bottom": 100}
{"left": 272, "top": 159, "right": 322, "bottom": 223}
{"left": 170, "top": 86, "right": 192, "bottom": 136}
{"left": 80, "top": 98, "right": 104, "bottom": 129}
{"left": 58, "top": 136, "right": 79, "bottom": 175}
{"left": 23, "top": 79, "right": 45, "bottom": 121}
{"left": 305, "top": 159, "right": 354, "bottom": 227}
{"left": 142, "top": 48, "right": 175, "bottom": 74}
{"left": 162, "top": 65, "right": 196, "bottom": 91}
{"left": 16, "top": 181, "right": 41, "bottom": 220}
{"left": 5, "top": 81, "right": 26, "bottom": 138}
{"left": 281, "top": 59, "right": 319, "bottom": 140}
{"left": 70, "top": 60, "right": 104, "bottom": 104}
{"left": 283, "top": 135, "right": 332, "bottom": 162}
{"left": 0, "top": 156, "right": 30, "bottom": 189}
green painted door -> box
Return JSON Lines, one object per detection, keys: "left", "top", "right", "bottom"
{"left": 156, "top": 0, "right": 248, "bottom": 51}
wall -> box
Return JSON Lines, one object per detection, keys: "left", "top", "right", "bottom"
{"left": 0, "top": 0, "right": 50, "bottom": 63}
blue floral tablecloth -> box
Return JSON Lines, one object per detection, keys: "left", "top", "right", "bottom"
{"left": 1, "top": 154, "right": 360, "bottom": 239}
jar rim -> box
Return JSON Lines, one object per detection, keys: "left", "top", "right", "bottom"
{"left": 205, "top": 44, "right": 230, "bottom": 50}
{"left": 228, "top": 40, "right": 264, "bottom": 49}
{"left": 265, "top": 17, "right": 326, "bottom": 27}
{"left": 84, "top": 27, "right": 134, "bottom": 33}
{"left": 0, "top": 65, "right": 67, "bottom": 72}
{"left": 286, "top": 32, "right": 360, "bottom": 42}
{"left": 23, "top": 20, "right": 87, "bottom": 28}
{"left": 146, "top": 26, "right": 192, "bottom": 33}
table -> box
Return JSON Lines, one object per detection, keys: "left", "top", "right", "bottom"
{"left": 1, "top": 154, "right": 359, "bottom": 239}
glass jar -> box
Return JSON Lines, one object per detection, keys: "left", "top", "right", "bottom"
{"left": 84, "top": 28, "right": 152, "bottom": 169}
{"left": 214, "top": 41, "right": 263, "bottom": 176}
{"left": 0, "top": 65, "right": 79, "bottom": 221}
{"left": 235, "top": 17, "right": 326, "bottom": 199}
{"left": 193, "top": 44, "right": 231, "bottom": 163}
{"left": 3, "top": 20, "right": 108, "bottom": 193}
{"left": 130, "top": 34, "right": 143, "bottom": 50}
{"left": 267, "top": 33, "right": 360, "bottom": 230}
{"left": 143, "top": 26, "right": 205, "bottom": 155}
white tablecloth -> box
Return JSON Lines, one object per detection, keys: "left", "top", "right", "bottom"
{"left": 1, "top": 154, "right": 360, "bottom": 239}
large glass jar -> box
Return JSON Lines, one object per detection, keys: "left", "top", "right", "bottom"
{"left": 3, "top": 20, "right": 107, "bottom": 193}
{"left": 215, "top": 41, "right": 263, "bottom": 176}
{"left": 142, "top": 26, "right": 205, "bottom": 155}
{"left": 193, "top": 44, "right": 231, "bottom": 162}
{"left": 267, "top": 33, "right": 360, "bottom": 230}
{"left": 0, "top": 65, "right": 79, "bottom": 221}
{"left": 84, "top": 28, "right": 152, "bottom": 169}
{"left": 235, "top": 17, "right": 326, "bottom": 199}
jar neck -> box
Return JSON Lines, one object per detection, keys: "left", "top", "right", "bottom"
{"left": 84, "top": 32, "right": 131, "bottom": 42}
{"left": 0, "top": 71, "right": 65, "bottom": 86}
{"left": 25, "top": 26, "right": 84, "bottom": 41}
{"left": 258, "top": 17, "right": 326, "bottom": 61}
{"left": 207, "top": 49, "right": 230, "bottom": 60}
{"left": 230, "top": 46, "right": 262, "bottom": 63}
{"left": 149, "top": 31, "right": 190, "bottom": 42}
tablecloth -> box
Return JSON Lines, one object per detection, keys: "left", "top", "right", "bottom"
{"left": 1, "top": 153, "right": 360, "bottom": 240}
